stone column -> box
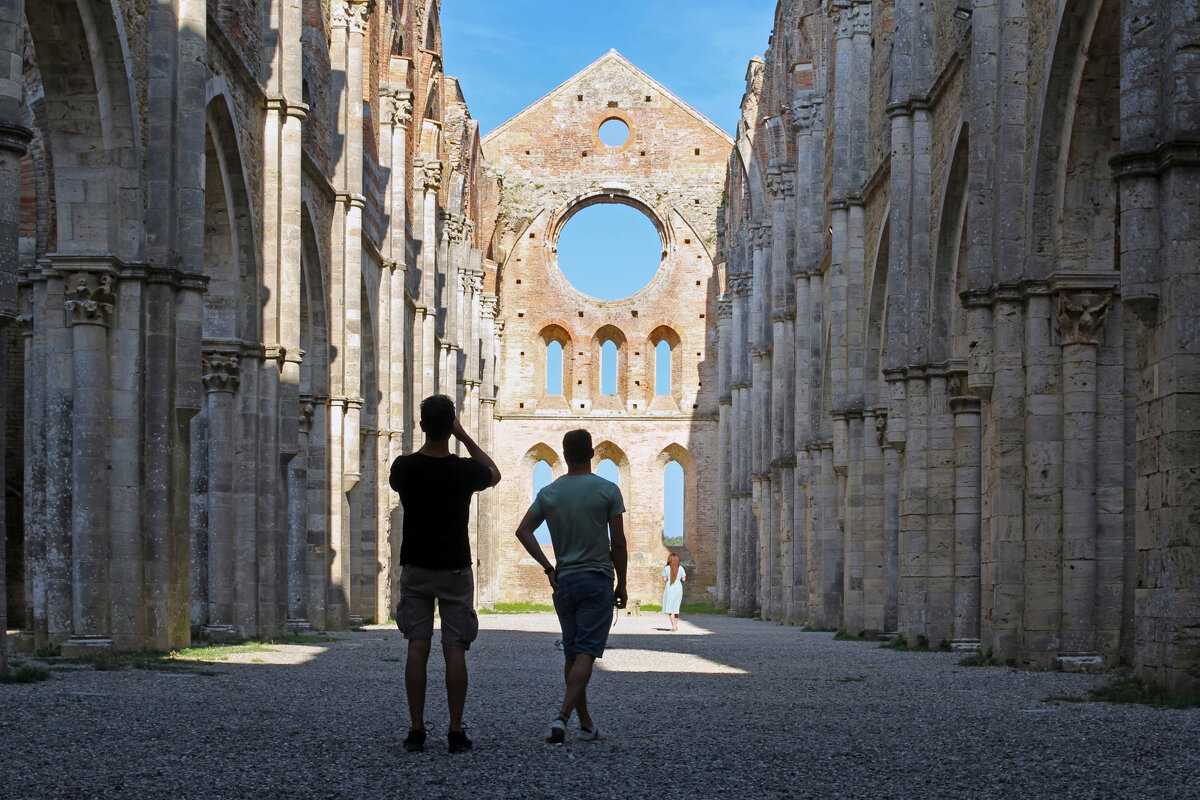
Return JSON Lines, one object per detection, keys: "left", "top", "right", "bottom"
{"left": 61, "top": 267, "right": 116, "bottom": 656}
{"left": 716, "top": 294, "right": 733, "bottom": 610}
{"left": 950, "top": 375, "right": 981, "bottom": 647}
{"left": 420, "top": 162, "right": 443, "bottom": 400}
{"left": 878, "top": 410, "right": 900, "bottom": 635}
{"left": 286, "top": 400, "right": 315, "bottom": 631}
{"left": 201, "top": 348, "right": 239, "bottom": 637}
{"left": 0, "top": 2, "right": 31, "bottom": 663}
{"left": 1055, "top": 289, "right": 1111, "bottom": 665}
{"left": 476, "top": 295, "right": 499, "bottom": 605}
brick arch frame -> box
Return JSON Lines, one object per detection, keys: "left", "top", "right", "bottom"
{"left": 654, "top": 443, "right": 698, "bottom": 558}
{"left": 537, "top": 322, "right": 572, "bottom": 398}
{"left": 646, "top": 322, "right": 684, "bottom": 404}
{"left": 590, "top": 323, "right": 628, "bottom": 406}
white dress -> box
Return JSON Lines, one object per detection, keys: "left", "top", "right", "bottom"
{"left": 661, "top": 565, "right": 686, "bottom": 614}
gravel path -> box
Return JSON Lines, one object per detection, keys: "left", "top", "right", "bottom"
{"left": 2, "top": 613, "right": 1197, "bottom": 799}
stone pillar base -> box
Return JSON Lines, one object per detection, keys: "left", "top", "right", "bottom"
{"left": 1056, "top": 653, "right": 1104, "bottom": 673}
{"left": 10, "top": 631, "right": 34, "bottom": 653}
{"left": 287, "top": 618, "right": 313, "bottom": 635}
{"left": 348, "top": 615, "right": 364, "bottom": 627}
{"left": 201, "top": 624, "right": 239, "bottom": 641}
{"left": 950, "top": 638, "right": 982, "bottom": 652}
{"left": 60, "top": 635, "right": 114, "bottom": 658}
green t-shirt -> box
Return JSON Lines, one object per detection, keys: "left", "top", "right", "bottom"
{"left": 529, "top": 474, "right": 625, "bottom": 578}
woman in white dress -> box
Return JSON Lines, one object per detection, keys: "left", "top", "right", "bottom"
{"left": 661, "top": 553, "right": 686, "bottom": 632}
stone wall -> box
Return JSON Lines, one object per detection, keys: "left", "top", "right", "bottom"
{"left": 483, "top": 52, "right": 730, "bottom": 607}
{"left": 2, "top": 0, "right": 499, "bottom": 654}
{"left": 717, "top": 0, "right": 1200, "bottom": 699}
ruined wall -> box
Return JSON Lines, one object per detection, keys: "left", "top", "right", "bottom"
{"left": 483, "top": 52, "right": 730, "bottom": 607}
{"left": 717, "top": 0, "right": 1199, "bottom": 699}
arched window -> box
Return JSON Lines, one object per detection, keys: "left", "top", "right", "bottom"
{"left": 663, "top": 460, "right": 684, "bottom": 546}
{"left": 600, "top": 340, "right": 618, "bottom": 396}
{"left": 596, "top": 458, "right": 620, "bottom": 540}
{"left": 532, "top": 460, "right": 554, "bottom": 545}
{"left": 546, "top": 340, "right": 563, "bottom": 395}
{"left": 655, "top": 339, "right": 671, "bottom": 396}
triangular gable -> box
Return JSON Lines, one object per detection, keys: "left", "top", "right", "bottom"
{"left": 482, "top": 49, "right": 734, "bottom": 146}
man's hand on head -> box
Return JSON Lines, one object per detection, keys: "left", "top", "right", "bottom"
{"left": 450, "top": 417, "right": 466, "bottom": 439}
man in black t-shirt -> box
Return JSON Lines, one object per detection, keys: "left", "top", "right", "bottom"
{"left": 390, "top": 395, "right": 500, "bottom": 754}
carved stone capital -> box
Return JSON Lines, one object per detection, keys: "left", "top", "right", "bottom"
{"left": 63, "top": 272, "right": 116, "bottom": 327}
{"left": 202, "top": 350, "right": 241, "bottom": 393}
{"left": 347, "top": 0, "right": 371, "bottom": 35}
{"left": 1055, "top": 291, "right": 1112, "bottom": 345}
{"left": 874, "top": 408, "right": 889, "bottom": 449}
{"left": 791, "top": 98, "right": 825, "bottom": 134}
{"left": 298, "top": 398, "right": 316, "bottom": 434}
{"left": 480, "top": 294, "right": 499, "bottom": 319}
{"left": 422, "top": 160, "right": 443, "bottom": 191}
{"left": 729, "top": 275, "right": 753, "bottom": 297}
{"left": 766, "top": 166, "right": 794, "bottom": 199}
{"left": 380, "top": 88, "right": 413, "bottom": 128}
{"left": 717, "top": 297, "right": 733, "bottom": 320}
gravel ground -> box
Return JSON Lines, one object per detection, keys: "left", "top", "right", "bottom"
{"left": 2, "top": 613, "right": 1198, "bottom": 799}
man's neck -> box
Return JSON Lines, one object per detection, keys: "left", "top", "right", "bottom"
{"left": 566, "top": 463, "right": 592, "bottom": 476}
{"left": 418, "top": 437, "right": 452, "bottom": 457}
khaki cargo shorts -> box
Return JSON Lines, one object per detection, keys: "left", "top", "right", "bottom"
{"left": 397, "top": 565, "right": 479, "bottom": 650}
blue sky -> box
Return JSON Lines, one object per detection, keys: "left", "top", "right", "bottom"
{"left": 440, "top": 0, "right": 776, "bottom": 138}
{"left": 442, "top": 1, "right": 775, "bottom": 297}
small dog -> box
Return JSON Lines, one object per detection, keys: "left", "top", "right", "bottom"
{"left": 627, "top": 598, "right": 641, "bottom": 617}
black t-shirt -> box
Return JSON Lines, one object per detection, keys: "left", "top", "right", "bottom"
{"left": 390, "top": 452, "right": 493, "bottom": 569}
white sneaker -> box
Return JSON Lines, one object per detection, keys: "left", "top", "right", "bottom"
{"left": 577, "top": 724, "right": 603, "bottom": 742}
{"left": 545, "top": 717, "right": 567, "bottom": 744}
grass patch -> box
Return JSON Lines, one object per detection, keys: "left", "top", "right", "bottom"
{"left": 958, "top": 649, "right": 1008, "bottom": 667}
{"left": 172, "top": 642, "right": 277, "bottom": 661}
{"left": 802, "top": 625, "right": 839, "bottom": 633}
{"left": 1086, "top": 677, "right": 1200, "bottom": 709}
{"left": 479, "top": 602, "right": 556, "bottom": 614}
{"left": 1, "top": 666, "right": 52, "bottom": 684}
{"left": 879, "top": 634, "right": 949, "bottom": 652}
{"left": 833, "top": 629, "right": 863, "bottom": 641}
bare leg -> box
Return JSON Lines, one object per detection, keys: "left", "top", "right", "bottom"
{"left": 443, "top": 644, "right": 468, "bottom": 732}
{"left": 562, "top": 657, "right": 593, "bottom": 729}
{"left": 405, "top": 638, "right": 433, "bottom": 732}
{"left": 672, "top": 613, "right": 679, "bottom": 631}
{"left": 558, "top": 655, "right": 596, "bottom": 726}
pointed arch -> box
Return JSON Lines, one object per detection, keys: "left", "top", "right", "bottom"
{"left": 24, "top": 0, "right": 143, "bottom": 259}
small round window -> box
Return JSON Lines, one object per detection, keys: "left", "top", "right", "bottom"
{"left": 598, "top": 118, "right": 630, "bottom": 147}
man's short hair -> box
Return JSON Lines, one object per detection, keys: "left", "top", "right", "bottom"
{"left": 562, "top": 429, "right": 594, "bottom": 465}
{"left": 420, "top": 395, "right": 456, "bottom": 440}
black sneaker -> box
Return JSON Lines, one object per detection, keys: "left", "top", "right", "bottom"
{"left": 448, "top": 729, "right": 473, "bottom": 754}
{"left": 403, "top": 729, "right": 426, "bottom": 752}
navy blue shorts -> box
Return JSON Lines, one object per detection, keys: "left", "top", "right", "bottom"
{"left": 553, "top": 571, "right": 614, "bottom": 660}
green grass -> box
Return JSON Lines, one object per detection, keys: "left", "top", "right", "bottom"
{"left": 833, "top": 629, "right": 863, "bottom": 641}
{"left": 802, "top": 625, "right": 839, "bottom": 633}
{"left": 1085, "top": 677, "right": 1200, "bottom": 709}
{"left": 879, "top": 634, "right": 950, "bottom": 652}
{"left": 958, "top": 649, "right": 1008, "bottom": 667}
{"left": 479, "top": 602, "right": 556, "bottom": 614}
{"left": 1, "top": 666, "right": 52, "bottom": 684}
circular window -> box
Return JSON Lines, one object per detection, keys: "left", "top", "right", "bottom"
{"left": 556, "top": 203, "right": 662, "bottom": 300}
{"left": 598, "top": 118, "right": 630, "bottom": 147}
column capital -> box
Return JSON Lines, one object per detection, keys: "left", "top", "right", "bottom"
{"left": 790, "top": 97, "right": 825, "bottom": 134}
{"left": 1054, "top": 290, "right": 1113, "bottom": 345}
{"left": 729, "top": 275, "right": 753, "bottom": 297}
{"left": 63, "top": 271, "right": 116, "bottom": 327}
{"left": 202, "top": 348, "right": 241, "bottom": 393}
{"left": 480, "top": 294, "right": 499, "bottom": 319}
{"left": 380, "top": 87, "right": 413, "bottom": 128}
{"left": 717, "top": 297, "right": 733, "bottom": 320}
{"left": 422, "top": 160, "right": 444, "bottom": 190}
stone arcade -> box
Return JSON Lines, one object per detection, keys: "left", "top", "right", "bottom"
{"left": 0, "top": 0, "right": 1196, "bottom": 699}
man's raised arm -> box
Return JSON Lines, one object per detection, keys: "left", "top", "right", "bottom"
{"left": 452, "top": 417, "right": 501, "bottom": 486}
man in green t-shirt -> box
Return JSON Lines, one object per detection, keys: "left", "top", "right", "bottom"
{"left": 515, "top": 429, "right": 628, "bottom": 744}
